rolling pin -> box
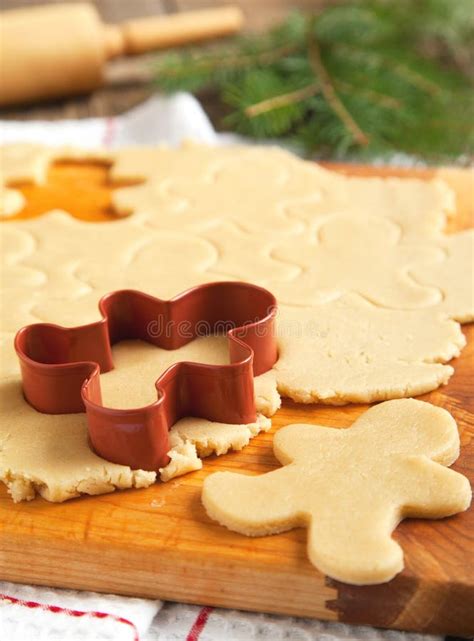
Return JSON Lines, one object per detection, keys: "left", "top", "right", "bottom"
{"left": 0, "top": 3, "right": 244, "bottom": 107}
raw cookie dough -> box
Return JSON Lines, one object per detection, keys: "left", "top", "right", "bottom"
{"left": 0, "top": 143, "right": 111, "bottom": 185}
{"left": 275, "top": 295, "right": 466, "bottom": 405}
{"left": 0, "top": 143, "right": 56, "bottom": 185}
{"left": 0, "top": 144, "right": 112, "bottom": 218}
{"left": 270, "top": 214, "right": 444, "bottom": 308}
{"left": 161, "top": 413, "right": 271, "bottom": 483}
{"left": 411, "top": 229, "right": 474, "bottom": 323}
{"left": 0, "top": 335, "right": 275, "bottom": 502}
{"left": 0, "top": 142, "right": 472, "bottom": 502}
{"left": 0, "top": 378, "right": 156, "bottom": 503}
{"left": 99, "top": 337, "right": 275, "bottom": 483}
{"left": 0, "top": 184, "right": 25, "bottom": 218}
{"left": 109, "top": 143, "right": 455, "bottom": 238}
{"left": 202, "top": 399, "right": 472, "bottom": 585}
{"left": 101, "top": 337, "right": 280, "bottom": 416}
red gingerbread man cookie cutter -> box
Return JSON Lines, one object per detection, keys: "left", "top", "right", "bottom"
{"left": 15, "top": 282, "right": 278, "bottom": 471}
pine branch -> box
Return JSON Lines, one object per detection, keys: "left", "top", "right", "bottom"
{"left": 152, "top": 1, "right": 474, "bottom": 162}
{"left": 245, "top": 83, "right": 320, "bottom": 118}
{"left": 163, "top": 43, "right": 300, "bottom": 78}
{"left": 306, "top": 21, "right": 369, "bottom": 147}
{"left": 335, "top": 81, "right": 402, "bottom": 110}
{"left": 332, "top": 44, "right": 441, "bottom": 95}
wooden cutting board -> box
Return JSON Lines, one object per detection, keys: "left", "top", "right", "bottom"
{"left": 1, "top": 162, "right": 473, "bottom": 637}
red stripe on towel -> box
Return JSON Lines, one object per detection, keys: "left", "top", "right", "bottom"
{"left": 0, "top": 592, "right": 140, "bottom": 641}
{"left": 186, "top": 606, "right": 214, "bottom": 641}
{"left": 102, "top": 116, "right": 117, "bottom": 147}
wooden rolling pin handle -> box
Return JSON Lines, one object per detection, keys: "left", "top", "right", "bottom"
{"left": 104, "top": 6, "right": 244, "bottom": 59}
{"left": 104, "top": 25, "right": 125, "bottom": 60}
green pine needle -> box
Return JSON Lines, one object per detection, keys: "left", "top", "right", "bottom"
{"left": 153, "top": 0, "right": 474, "bottom": 162}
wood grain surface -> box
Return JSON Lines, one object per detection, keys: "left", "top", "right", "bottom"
{"left": 0, "top": 162, "right": 473, "bottom": 636}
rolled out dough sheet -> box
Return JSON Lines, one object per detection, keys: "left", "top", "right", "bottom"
{"left": 0, "top": 336, "right": 274, "bottom": 502}
{"left": 0, "top": 142, "right": 472, "bottom": 502}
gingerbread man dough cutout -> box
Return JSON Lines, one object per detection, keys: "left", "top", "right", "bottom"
{"left": 202, "top": 399, "right": 471, "bottom": 585}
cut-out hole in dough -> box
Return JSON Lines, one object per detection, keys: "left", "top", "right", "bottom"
{"left": 6, "top": 160, "right": 143, "bottom": 222}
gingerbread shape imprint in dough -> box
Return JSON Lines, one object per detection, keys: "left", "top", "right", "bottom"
{"left": 202, "top": 399, "right": 472, "bottom": 585}
{"left": 1, "top": 143, "right": 472, "bottom": 503}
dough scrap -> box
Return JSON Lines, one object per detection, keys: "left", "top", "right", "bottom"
{"left": 0, "top": 142, "right": 472, "bottom": 502}
{"left": 161, "top": 413, "right": 271, "bottom": 482}
{"left": 202, "top": 399, "right": 472, "bottom": 585}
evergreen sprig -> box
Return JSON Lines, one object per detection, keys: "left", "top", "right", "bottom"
{"left": 153, "top": 1, "right": 474, "bottom": 162}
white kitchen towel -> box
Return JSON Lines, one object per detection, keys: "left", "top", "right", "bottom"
{"left": 0, "top": 94, "right": 445, "bottom": 641}
{"left": 0, "top": 588, "right": 444, "bottom": 641}
{"left": 145, "top": 604, "right": 445, "bottom": 641}
{"left": 0, "top": 92, "right": 227, "bottom": 149}
{"left": 0, "top": 581, "right": 160, "bottom": 641}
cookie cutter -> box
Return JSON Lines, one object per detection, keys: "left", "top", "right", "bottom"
{"left": 15, "top": 282, "right": 277, "bottom": 472}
